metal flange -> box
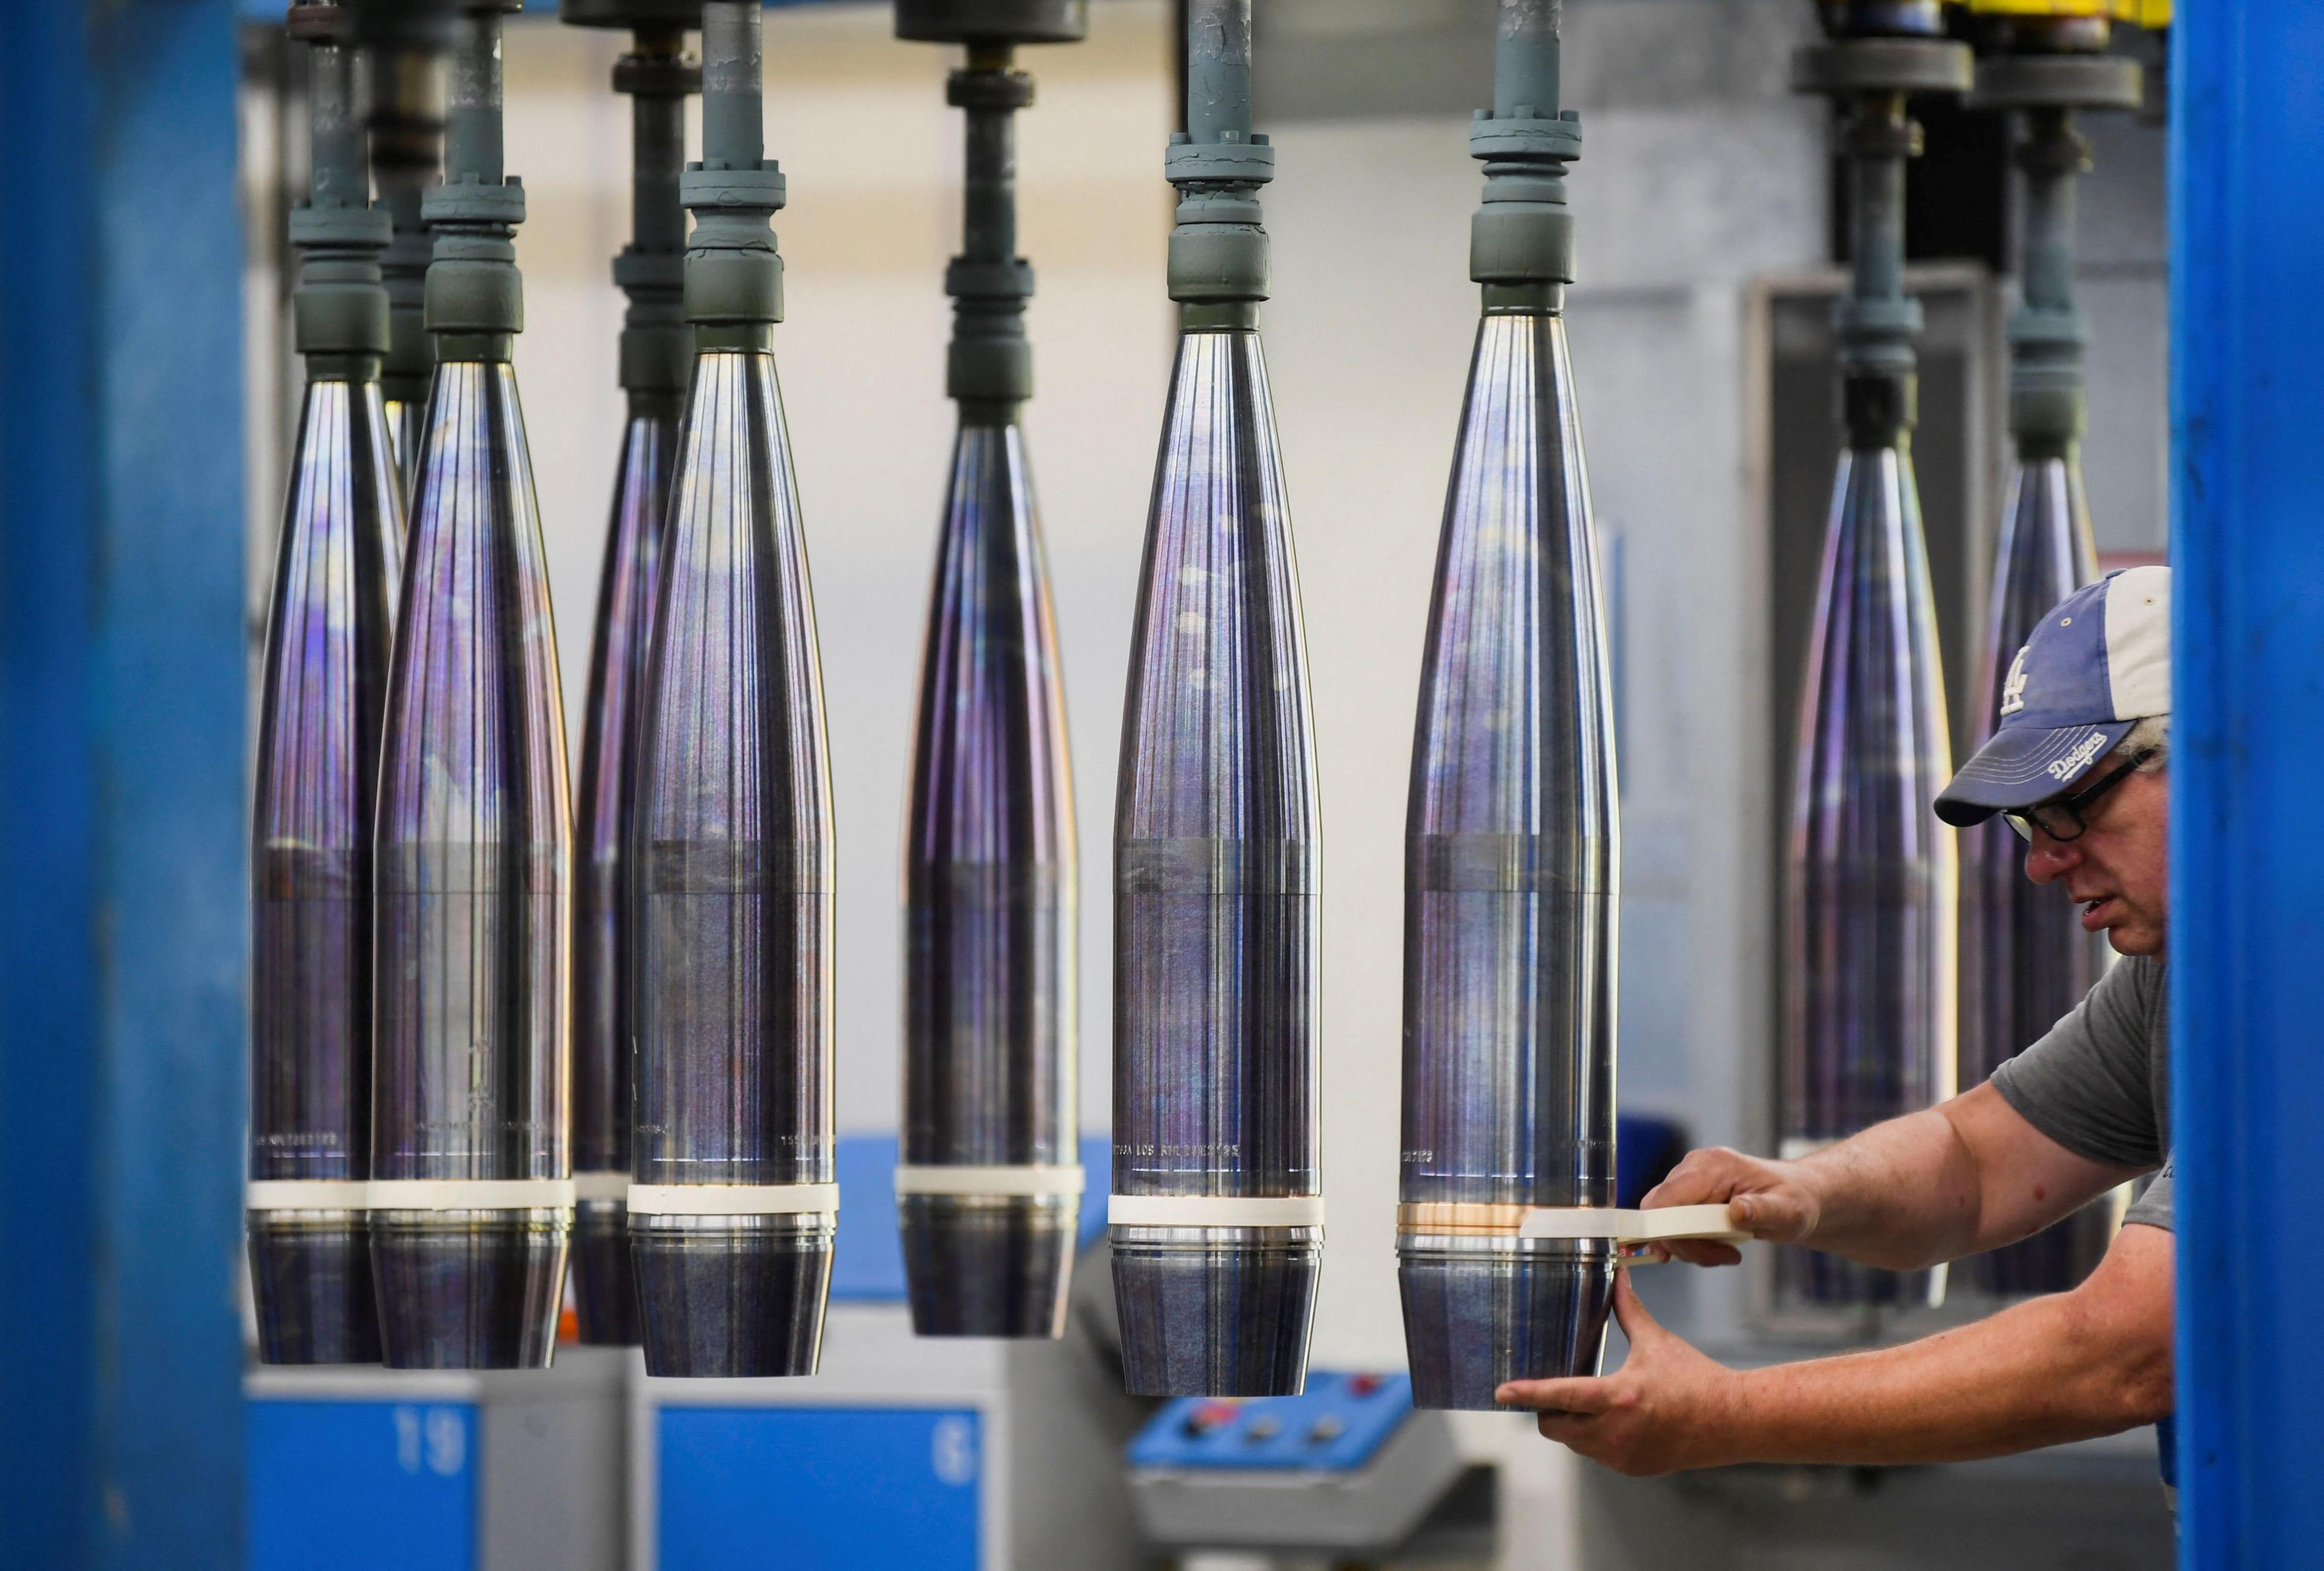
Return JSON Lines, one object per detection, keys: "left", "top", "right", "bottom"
{"left": 1971, "top": 52, "right": 2142, "bottom": 112}
{"left": 1792, "top": 36, "right": 1976, "bottom": 97}
{"left": 895, "top": 0, "right": 1088, "bottom": 46}
{"left": 559, "top": 0, "right": 703, "bottom": 28}
{"left": 613, "top": 51, "right": 701, "bottom": 97}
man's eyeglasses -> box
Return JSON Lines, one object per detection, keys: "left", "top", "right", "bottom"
{"left": 2003, "top": 749, "right": 2156, "bottom": 844}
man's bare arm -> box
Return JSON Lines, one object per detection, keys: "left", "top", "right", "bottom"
{"left": 1727, "top": 1222, "right": 2173, "bottom": 1463}
{"left": 1644, "top": 1084, "right": 2141, "bottom": 1270}
{"left": 1501, "top": 1222, "right": 2173, "bottom": 1477}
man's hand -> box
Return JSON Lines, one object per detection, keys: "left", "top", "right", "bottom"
{"left": 1641, "top": 1092, "right": 2138, "bottom": 1274}
{"left": 1494, "top": 1273, "right": 1739, "bottom": 1477}
{"left": 1636, "top": 1146, "right": 1822, "bottom": 1265}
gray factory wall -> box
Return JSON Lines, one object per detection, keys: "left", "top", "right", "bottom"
{"left": 2073, "top": 112, "right": 2170, "bottom": 557}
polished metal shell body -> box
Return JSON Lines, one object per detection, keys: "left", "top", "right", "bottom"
{"left": 1397, "top": 312, "right": 1618, "bottom": 1409}
{"left": 902, "top": 423, "right": 1078, "bottom": 1338}
{"left": 385, "top": 397, "right": 424, "bottom": 512}
{"left": 1961, "top": 454, "right": 2114, "bottom": 1293}
{"left": 250, "top": 379, "right": 402, "bottom": 1365}
{"left": 632, "top": 350, "right": 836, "bottom": 1377}
{"left": 1781, "top": 445, "right": 1956, "bottom": 1308}
{"left": 1112, "top": 329, "right": 1321, "bottom": 1397}
{"left": 570, "top": 409, "right": 676, "bottom": 1345}
{"left": 373, "top": 362, "right": 574, "bottom": 1368}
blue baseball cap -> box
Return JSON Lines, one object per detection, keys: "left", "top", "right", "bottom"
{"left": 1934, "top": 565, "right": 2170, "bottom": 827}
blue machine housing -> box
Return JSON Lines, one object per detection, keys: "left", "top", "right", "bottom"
{"left": 246, "top": 1399, "right": 479, "bottom": 1571}
{"left": 658, "top": 1406, "right": 982, "bottom": 1571}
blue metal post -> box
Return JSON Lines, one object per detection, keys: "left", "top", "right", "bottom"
{"left": 2170, "top": 5, "right": 2324, "bottom": 1566}
{"left": 0, "top": 3, "right": 248, "bottom": 1568}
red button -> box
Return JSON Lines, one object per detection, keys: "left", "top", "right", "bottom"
{"left": 1347, "top": 1373, "right": 1384, "bottom": 1397}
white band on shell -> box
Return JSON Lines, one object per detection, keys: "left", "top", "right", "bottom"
{"left": 246, "top": 1179, "right": 371, "bottom": 1212}
{"left": 626, "top": 1182, "right": 839, "bottom": 1216}
{"left": 1108, "top": 1194, "right": 1325, "bottom": 1229}
{"left": 366, "top": 1179, "right": 577, "bottom": 1211}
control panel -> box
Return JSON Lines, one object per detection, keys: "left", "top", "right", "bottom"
{"left": 1124, "top": 1371, "right": 1465, "bottom": 1553}
{"left": 1128, "top": 1371, "right": 1414, "bottom": 1474}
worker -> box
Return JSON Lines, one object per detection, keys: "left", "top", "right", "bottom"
{"left": 1500, "top": 565, "right": 2178, "bottom": 1491}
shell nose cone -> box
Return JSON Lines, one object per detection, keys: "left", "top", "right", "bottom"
{"left": 1397, "top": 1244, "right": 1615, "bottom": 1412}
{"left": 901, "top": 1196, "right": 1076, "bottom": 1339}
{"left": 371, "top": 1213, "right": 569, "bottom": 1369}
{"left": 570, "top": 1199, "right": 640, "bottom": 1346}
{"left": 1111, "top": 329, "right": 1323, "bottom": 1399}
{"left": 372, "top": 362, "right": 576, "bottom": 1366}
{"left": 249, "top": 1217, "right": 384, "bottom": 1366}
{"left": 631, "top": 349, "right": 837, "bottom": 1374}
{"left": 1397, "top": 311, "right": 1620, "bottom": 1410}
{"left": 1960, "top": 455, "right": 2108, "bottom": 1297}
{"left": 249, "top": 379, "right": 400, "bottom": 1369}
{"left": 632, "top": 1219, "right": 833, "bottom": 1377}
{"left": 1110, "top": 1228, "right": 1320, "bottom": 1397}
{"left": 570, "top": 411, "right": 679, "bottom": 1350}
{"left": 901, "top": 423, "right": 1080, "bottom": 1342}
{"left": 1780, "top": 445, "right": 1955, "bottom": 1310}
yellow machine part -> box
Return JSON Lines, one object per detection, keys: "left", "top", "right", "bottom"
{"left": 1960, "top": 0, "right": 2171, "bottom": 24}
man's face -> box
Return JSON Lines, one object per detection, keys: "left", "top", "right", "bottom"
{"left": 2022, "top": 752, "right": 2170, "bottom": 957}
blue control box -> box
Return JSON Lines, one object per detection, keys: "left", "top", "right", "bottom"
{"left": 1127, "top": 1371, "right": 1414, "bottom": 1474}
{"left": 658, "top": 1406, "right": 983, "bottom": 1571}
{"left": 246, "top": 1397, "right": 478, "bottom": 1571}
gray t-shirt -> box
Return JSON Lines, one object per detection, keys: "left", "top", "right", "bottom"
{"left": 1989, "top": 955, "right": 2173, "bottom": 1231}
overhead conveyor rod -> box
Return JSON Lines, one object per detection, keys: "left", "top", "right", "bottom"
{"left": 942, "top": 42, "right": 1034, "bottom": 424}
{"left": 1791, "top": 4, "right": 1975, "bottom": 447}
{"left": 344, "top": 0, "right": 463, "bottom": 488}
{"left": 1164, "top": 0, "right": 1273, "bottom": 329}
{"left": 362, "top": 40, "right": 444, "bottom": 492}
{"left": 1970, "top": 20, "right": 2144, "bottom": 461}
{"left": 1470, "top": 0, "right": 1581, "bottom": 312}
{"left": 612, "top": 19, "right": 698, "bottom": 411}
